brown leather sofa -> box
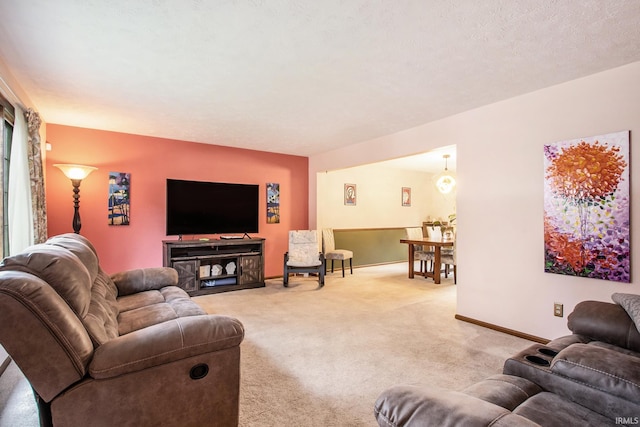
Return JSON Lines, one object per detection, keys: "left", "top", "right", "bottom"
{"left": 0, "top": 233, "right": 244, "bottom": 427}
{"left": 375, "top": 298, "right": 640, "bottom": 426}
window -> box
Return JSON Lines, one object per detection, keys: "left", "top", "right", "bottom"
{"left": 0, "top": 93, "right": 15, "bottom": 258}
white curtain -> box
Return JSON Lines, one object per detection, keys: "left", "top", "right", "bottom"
{"left": 8, "top": 106, "right": 34, "bottom": 254}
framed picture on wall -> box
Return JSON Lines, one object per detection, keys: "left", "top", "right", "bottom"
{"left": 402, "top": 187, "right": 411, "bottom": 206}
{"left": 344, "top": 183, "right": 356, "bottom": 206}
{"left": 266, "top": 182, "right": 280, "bottom": 223}
{"left": 543, "top": 130, "right": 630, "bottom": 282}
{"left": 108, "top": 172, "right": 130, "bottom": 225}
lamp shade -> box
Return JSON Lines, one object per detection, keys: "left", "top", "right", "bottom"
{"left": 54, "top": 164, "right": 97, "bottom": 180}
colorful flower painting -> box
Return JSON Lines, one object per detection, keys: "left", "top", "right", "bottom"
{"left": 543, "top": 131, "right": 630, "bottom": 282}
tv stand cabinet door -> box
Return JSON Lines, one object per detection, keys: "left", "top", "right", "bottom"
{"left": 173, "top": 260, "right": 198, "bottom": 292}
{"left": 239, "top": 255, "right": 263, "bottom": 285}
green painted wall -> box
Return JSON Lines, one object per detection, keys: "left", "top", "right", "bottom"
{"left": 333, "top": 228, "right": 407, "bottom": 267}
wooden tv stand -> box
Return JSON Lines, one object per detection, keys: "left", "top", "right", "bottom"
{"left": 162, "top": 238, "right": 265, "bottom": 295}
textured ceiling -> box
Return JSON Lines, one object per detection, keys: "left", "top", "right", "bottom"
{"left": 1, "top": 1, "right": 639, "bottom": 158}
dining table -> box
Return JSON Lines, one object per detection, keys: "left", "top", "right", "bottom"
{"left": 399, "top": 237, "right": 454, "bottom": 284}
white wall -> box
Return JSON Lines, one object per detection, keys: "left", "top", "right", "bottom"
{"left": 309, "top": 61, "right": 640, "bottom": 340}
{"left": 317, "top": 163, "right": 455, "bottom": 229}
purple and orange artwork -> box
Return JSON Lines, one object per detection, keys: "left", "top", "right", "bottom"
{"left": 543, "top": 131, "right": 630, "bottom": 282}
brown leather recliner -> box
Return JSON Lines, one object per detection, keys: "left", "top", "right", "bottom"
{"left": 0, "top": 233, "right": 244, "bottom": 427}
{"left": 374, "top": 299, "right": 640, "bottom": 426}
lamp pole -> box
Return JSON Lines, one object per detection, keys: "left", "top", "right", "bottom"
{"left": 71, "top": 178, "right": 82, "bottom": 234}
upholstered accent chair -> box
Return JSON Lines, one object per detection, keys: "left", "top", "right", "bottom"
{"left": 0, "top": 233, "right": 244, "bottom": 427}
{"left": 283, "top": 230, "right": 325, "bottom": 287}
{"left": 404, "top": 227, "right": 434, "bottom": 274}
{"left": 322, "top": 228, "right": 353, "bottom": 277}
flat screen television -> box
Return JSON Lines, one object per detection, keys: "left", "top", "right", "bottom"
{"left": 166, "top": 179, "right": 259, "bottom": 236}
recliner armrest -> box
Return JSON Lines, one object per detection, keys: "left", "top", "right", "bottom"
{"left": 89, "top": 314, "right": 244, "bottom": 379}
{"left": 111, "top": 267, "right": 178, "bottom": 296}
{"left": 374, "top": 385, "right": 540, "bottom": 427}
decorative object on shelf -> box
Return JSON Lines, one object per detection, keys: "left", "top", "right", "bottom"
{"left": 344, "top": 183, "right": 356, "bottom": 206}
{"left": 544, "top": 130, "right": 630, "bottom": 282}
{"left": 53, "top": 163, "right": 97, "bottom": 234}
{"left": 211, "top": 264, "right": 223, "bottom": 276}
{"left": 402, "top": 187, "right": 411, "bottom": 206}
{"left": 108, "top": 172, "right": 130, "bottom": 226}
{"left": 225, "top": 261, "right": 236, "bottom": 275}
{"left": 266, "top": 182, "right": 280, "bottom": 224}
{"left": 434, "top": 154, "right": 456, "bottom": 194}
{"left": 199, "top": 264, "right": 211, "bottom": 277}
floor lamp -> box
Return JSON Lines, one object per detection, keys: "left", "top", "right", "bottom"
{"left": 54, "top": 164, "right": 97, "bottom": 234}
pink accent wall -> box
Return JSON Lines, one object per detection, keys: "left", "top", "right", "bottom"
{"left": 45, "top": 124, "right": 309, "bottom": 277}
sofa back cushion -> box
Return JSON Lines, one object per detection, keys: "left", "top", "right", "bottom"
{"left": 0, "top": 244, "right": 93, "bottom": 317}
{"left": 45, "top": 234, "right": 100, "bottom": 284}
{"left": 568, "top": 300, "right": 640, "bottom": 352}
{"left": 0, "top": 233, "right": 121, "bottom": 347}
{"left": 83, "top": 268, "right": 120, "bottom": 345}
{"left": 45, "top": 234, "right": 120, "bottom": 345}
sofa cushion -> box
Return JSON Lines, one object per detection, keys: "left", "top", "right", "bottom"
{"left": 513, "top": 392, "right": 612, "bottom": 426}
{"left": 551, "top": 343, "right": 640, "bottom": 403}
{"left": 462, "top": 374, "right": 542, "bottom": 411}
{"left": 83, "top": 270, "right": 120, "bottom": 346}
{"left": 111, "top": 267, "right": 179, "bottom": 296}
{"left": 0, "top": 244, "right": 92, "bottom": 318}
{"left": 567, "top": 300, "right": 640, "bottom": 352}
{"left": 117, "top": 287, "right": 206, "bottom": 335}
{"left": 45, "top": 234, "right": 122, "bottom": 347}
{"left": 45, "top": 233, "right": 99, "bottom": 284}
{"left": 374, "top": 384, "right": 540, "bottom": 427}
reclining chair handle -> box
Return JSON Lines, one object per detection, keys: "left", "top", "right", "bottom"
{"left": 189, "top": 363, "right": 209, "bottom": 380}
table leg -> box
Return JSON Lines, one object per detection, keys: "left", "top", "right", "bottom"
{"left": 433, "top": 246, "right": 441, "bottom": 284}
{"left": 407, "top": 244, "right": 415, "bottom": 279}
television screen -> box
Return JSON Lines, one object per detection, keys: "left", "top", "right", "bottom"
{"left": 166, "top": 179, "right": 259, "bottom": 236}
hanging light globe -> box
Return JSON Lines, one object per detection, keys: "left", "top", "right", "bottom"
{"left": 435, "top": 154, "right": 456, "bottom": 194}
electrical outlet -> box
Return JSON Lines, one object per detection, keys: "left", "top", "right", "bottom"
{"left": 554, "top": 303, "right": 563, "bottom": 317}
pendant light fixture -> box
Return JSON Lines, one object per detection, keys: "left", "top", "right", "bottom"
{"left": 435, "top": 154, "right": 456, "bottom": 194}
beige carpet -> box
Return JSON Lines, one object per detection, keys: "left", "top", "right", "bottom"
{"left": 0, "top": 263, "right": 533, "bottom": 427}
{"left": 194, "top": 263, "right": 534, "bottom": 426}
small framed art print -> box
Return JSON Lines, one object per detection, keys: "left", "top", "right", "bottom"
{"left": 344, "top": 184, "right": 356, "bottom": 206}
{"left": 402, "top": 187, "right": 411, "bottom": 206}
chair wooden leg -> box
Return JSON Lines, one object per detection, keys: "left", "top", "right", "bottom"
{"left": 341, "top": 260, "right": 345, "bottom": 277}
{"left": 349, "top": 258, "right": 353, "bottom": 274}
{"left": 453, "top": 265, "right": 457, "bottom": 284}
